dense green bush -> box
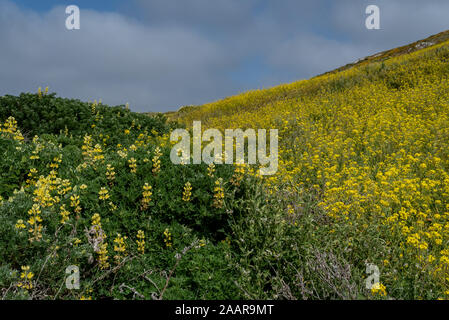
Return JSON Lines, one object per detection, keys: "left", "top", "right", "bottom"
{"left": 0, "top": 92, "right": 174, "bottom": 145}
{"left": 0, "top": 92, "right": 279, "bottom": 300}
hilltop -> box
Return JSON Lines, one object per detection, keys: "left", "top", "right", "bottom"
{"left": 320, "top": 29, "right": 449, "bottom": 76}
{"left": 169, "top": 30, "right": 449, "bottom": 125}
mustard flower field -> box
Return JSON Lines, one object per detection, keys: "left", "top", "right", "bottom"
{"left": 174, "top": 36, "right": 449, "bottom": 299}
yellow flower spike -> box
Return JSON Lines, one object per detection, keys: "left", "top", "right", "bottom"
{"left": 27, "top": 204, "right": 43, "bottom": 242}
{"left": 136, "top": 230, "right": 145, "bottom": 254}
{"left": 17, "top": 266, "right": 34, "bottom": 290}
{"left": 207, "top": 163, "right": 215, "bottom": 177}
{"left": 152, "top": 147, "right": 162, "bottom": 174}
{"left": 182, "top": 182, "right": 192, "bottom": 202}
{"left": 98, "top": 187, "right": 109, "bottom": 201}
{"left": 163, "top": 228, "right": 172, "bottom": 248}
{"left": 113, "top": 233, "right": 127, "bottom": 264}
{"left": 212, "top": 178, "right": 224, "bottom": 209}
{"left": 59, "top": 205, "right": 70, "bottom": 224}
{"left": 15, "top": 219, "right": 26, "bottom": 229}
{"left": 141, "top": 183, "right": 153, "bottom": 211}
{"left": 128, "top": 157, "right": 137, "bottom": 173}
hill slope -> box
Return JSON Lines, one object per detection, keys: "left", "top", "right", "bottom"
{"left": 170, "top": 30, "right": 449, "bottom": 299}
{"left": 1, "top": 30, "right": 449, "bottom": 300}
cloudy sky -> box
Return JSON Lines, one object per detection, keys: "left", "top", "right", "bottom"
{"left": 1, "top": 0, "right": 449, "bottom": 112}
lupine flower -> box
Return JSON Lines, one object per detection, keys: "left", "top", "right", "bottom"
{"left": 212, "top": 179, "right": 224, "bottom": 209}
{"left": 136, "top": 230, "right": 145, "bottom": 254}
{"left": 17, "top": 266, "right": 34, "bottom": 290}
{"left": 163, "top": 228, "right": 172, "bottom": 248}
{"left": 128, "top": 157, "right": 137, "bottom": 173}
{"left": 99, "top": 187, "right": 109, "bottom": 201}
{"left": 182, "top": 182, "right": 192, "bottom": 202}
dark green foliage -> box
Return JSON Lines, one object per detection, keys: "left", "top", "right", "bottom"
{"left": 0, "top": 92, "right": 278, "bottom": 300}
{"left": 0, "top": 92, "right": 174, "bottom": 144}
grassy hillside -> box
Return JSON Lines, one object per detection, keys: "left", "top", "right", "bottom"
{"left": 169, "top": 32, "right": 449, "bottom": 299}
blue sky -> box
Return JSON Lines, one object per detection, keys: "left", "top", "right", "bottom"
{"left": 1, "top": 0, "right": 449, "bottom": 112}
{"left": 13, "top": 0, "right": 123, "bottom": 12}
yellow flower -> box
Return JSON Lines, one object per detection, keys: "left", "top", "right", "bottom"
{"left": 113, "top": 233, "right": 127, "bottom": 264}
{"left": 163, "top": 228, "right": 172, "bottom": 248}
{"left": 109, "top": 201, "right": 117, "bottom": 211}
{"left": 27, "top": 204, "right": 43, "bottom": 241}
{"left": 230, "top": 164, "right": 245, "bottom": 186}
{"left": 91, "top": 213, "right": 102, "bottom": 230}
{"left": 17, "top": 266, "right": 34, "bottom": 290}
{"left": 60, "top": 204, "right": 70, "bottom": 224}
{"left": 212, "top": 179, "right": 224, "bottom": 209}
{"left": 70, "top": 194, "right": 81, "bottom": 213}
{"left": 371, "top": 283, "right": 387, "bottom": 297}
{"left": 128, "top": 158, "right": 137, "bottom": 173}
{"left": 15, "top": 219, "right": 26, "bottom": 229}
{"left": 136, "top": 230, "right": 145, "bottom": 254}
{"left": 97, "top": 243, "right": 110, "bottom": 270}
{"left": 182, "top": 182, "right": 192, "bottom": 202}
{"left": 152, "top": 147, "right": 162, "bottom": 174}
{"left": 207, "top": 163, "right": 215, "bottom": 177}
{"left": 141, "top": 183, "right": 152, "bottom": 211}
{"left": 106, "top": 164, "right": 116, "bottom": 183}
{"left": 99, "top": 187, "right": 109, "bottom": 200}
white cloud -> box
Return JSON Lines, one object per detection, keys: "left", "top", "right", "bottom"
{"left": 1, "top": 0, "right": 448, "bottom": 112}
{"left": 267, "top": 34, "right": 373, "bottom": 78}
{"left": 333, "top": 0, "right": 449, "bottom": 48}
{"left": 0, "top": 0, "right": 238, "bottom": 111}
